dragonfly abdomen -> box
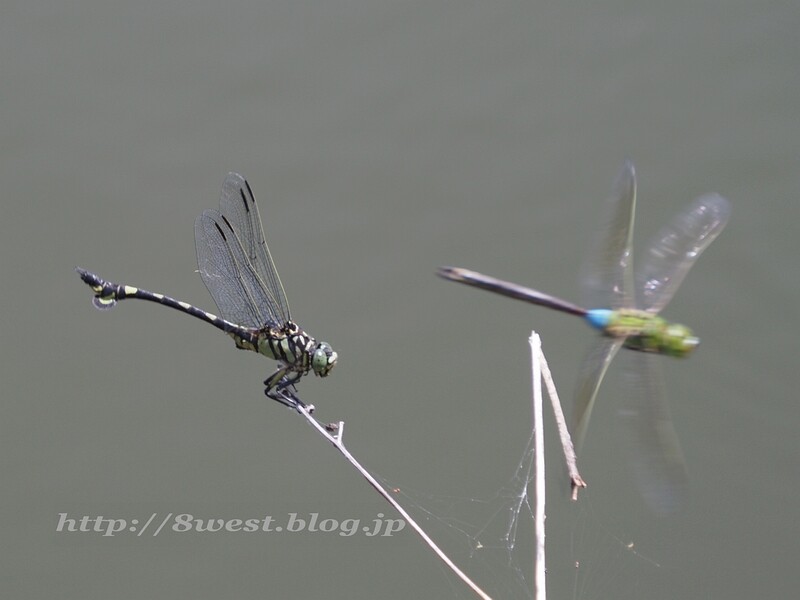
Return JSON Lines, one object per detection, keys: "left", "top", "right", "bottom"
{"left": 76, "top": 268, "right": 259, "bottom": 346}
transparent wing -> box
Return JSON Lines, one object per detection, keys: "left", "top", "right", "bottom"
{"left": 194, "top": 173, "right": 291, "bottom": 329}
{"left": 636, "top": 193, "right": 731, "bottom": 314}
{"left": 580, "top": 161, "right": 638, "bottom": 311}
{"left": 619, "top": 353, "right": 688, "bottom": 514}
{"left": 195, "top": 209, "right": 275, "bottom": 329}
{"left": 217, "top": 172, "right": 290, "bottom": 323}
{"left": 573, "top": 337, "right": 624, "bottom": 452}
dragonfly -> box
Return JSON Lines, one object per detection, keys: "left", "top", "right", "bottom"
{"left": 438, "top": 161, "right": 730, "bottom": 512}
{"left": 77, "top": 172, "right": 337, "bottom": 410}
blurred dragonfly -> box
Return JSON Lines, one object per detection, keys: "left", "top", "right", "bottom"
{"left": 438, "top": 162, "right": 730, "bottom": 512}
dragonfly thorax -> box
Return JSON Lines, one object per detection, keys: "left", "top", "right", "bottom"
{"left": 600, "top": 309, "right": 699, "bottom": 357}
{"left": 250, "top": 321, "right": 337, "bottom": 378}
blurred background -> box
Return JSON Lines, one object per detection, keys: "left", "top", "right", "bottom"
{"left": 2, "top": 1, "right": 798, "bottom": 598}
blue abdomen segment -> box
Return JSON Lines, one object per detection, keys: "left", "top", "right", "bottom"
{"left": 585, "top": 309, "right": 613, "bottom": 331}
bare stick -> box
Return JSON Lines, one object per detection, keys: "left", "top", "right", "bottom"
{"left": 537, "top": 350, "right": 587, "bottom": 497}
{"left": 529, "top": 332, "right": 546, "bottom": 600}
{"left": 292, "top": 402, "right": 494, "bottom": 600}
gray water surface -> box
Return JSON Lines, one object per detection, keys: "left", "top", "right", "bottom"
{"left": 2, "top": 1, "right": 798, "bottom": 598}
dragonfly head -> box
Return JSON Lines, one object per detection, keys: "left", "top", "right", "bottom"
{"left": 662, "top": 323, "right": 700, "bottom": 357}
{"left": 311, "top": 341, "right": 337, "bottom": 377}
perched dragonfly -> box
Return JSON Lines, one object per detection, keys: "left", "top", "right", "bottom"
{"left": 77, "top": 172, "right": 337, "bottom": 409}
{"left": 439, "top": 162, "right": 730, "bottom": 512}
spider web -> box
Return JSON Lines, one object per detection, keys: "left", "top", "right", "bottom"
{"left": 376, "top": 428, "right": 669, "bottom": 600}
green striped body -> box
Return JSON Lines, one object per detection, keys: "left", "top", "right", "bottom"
{"left": 604, "top": 309, "right": 698, "bottom": 358}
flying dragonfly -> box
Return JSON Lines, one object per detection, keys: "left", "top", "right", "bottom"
{"left": 438, "top": 162, "right": 730, "bottom": 512}
{"left": 77, "top": 172, "right": 337, "bottom": 409}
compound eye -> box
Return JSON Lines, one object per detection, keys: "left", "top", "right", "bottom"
{"left": 312, "top": 343, "right": 337, "bottom": 376}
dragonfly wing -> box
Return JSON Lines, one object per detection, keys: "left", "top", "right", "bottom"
{"left": 217, "top": 172, "right": 291, "bottom": 324}
{"left": 580, "top": 161, "right": 638, "bottom": 311}
{"left": 573, "top": 337, "right": 624, "bottom": 452}
{"left": 195, "top": 208, "right": 276, "bottom": 329}
{"left": 636, "top": 193, "right": 731, "bottom": 313}
{"left": 619, "top": 352, "right": 688, "bottom": 514}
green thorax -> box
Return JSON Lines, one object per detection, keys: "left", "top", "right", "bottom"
{"left": 229, "top": 321, "right": 311, "bottom": 365}
{"left": 604, "top": 309, "right": 699, "bottom": 357}
{"left": 229, "top": 320, "right": 337, "bottom": 378}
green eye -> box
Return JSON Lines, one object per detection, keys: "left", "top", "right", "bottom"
{"left": 312, "top": 342, "right": 337, "bottom": 376}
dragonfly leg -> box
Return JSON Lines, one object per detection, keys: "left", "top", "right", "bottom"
{"left": 264, "top": 368, "right": 308, "bottom": 410}
{"left": 267, "top": 388, "right": 303, "bottom": 409}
